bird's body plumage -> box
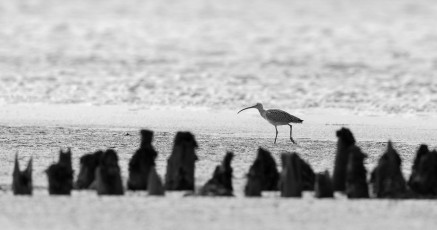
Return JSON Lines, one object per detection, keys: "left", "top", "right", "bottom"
{"left": 265, "top": 109, "right": 303, "bottom": 126}
{"left": 238, "top": 103, "right": 303, "bottom": 144}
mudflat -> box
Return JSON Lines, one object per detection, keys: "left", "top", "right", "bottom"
{"left": 0, "top": 105, "right": 437, "bottom": 230}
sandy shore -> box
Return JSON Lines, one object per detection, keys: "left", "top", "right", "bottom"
{"left": 0, "top": 104, "right": 437, "bottom": 229}
{"left": 1, "top": 195, "right": 437, "bottom": 230}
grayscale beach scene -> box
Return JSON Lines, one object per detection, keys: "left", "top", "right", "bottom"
{"left": 1, "top": 0, "right": 437, "bottom": 229}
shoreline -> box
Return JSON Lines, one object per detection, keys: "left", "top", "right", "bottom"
{"left": 1, "top": 103, "right": 437, "bottom": 143}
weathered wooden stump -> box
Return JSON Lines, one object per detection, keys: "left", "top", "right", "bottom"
{"left": 46, "top": 148, "right": 74, "bottom": 195}
{"left": 127, "top": 130, "right": 158, "bottom": 191}
{"left": 346, "top": 146, "right": 369, "bottom": 198}
{"left": 148, "top": 166, "right": 165, "bottom": 196}
{"left": 370, "top": 141, "right": 407, "bottom": 198}
{"left": 408, "top": 145, "right": 437, "bottom": 196}
{"left": 244, "top": 148, "right": 279, "bottom": 197}
{"left": 95, "top": 149, "right": 124, "bottom": 195}
{"left": 75, "top": 150, "right": 103, "bottom": 189}
{"left": 299, "top": 155, "right": 315, "bottom": 191}
{"left": 279, "top": 152, "right": 302, "bottom": 197}
{"left": 244, "top": 169, "right": 262, "bottom": 197}
{"left": 165, "top": 132, "right": 198, "bottom": 191}
{"left": 333, "top": 128, "right": 356, "bottom": 192}
{"left": 315, "top": 170, "right": 334, "bottom": 198}
{"left": 200, "top": 152, "right": 234, "bottom": 196}
{"left": 247, "top": 148, "right": 279, "bottom": 191}
{"left": 12, "top": 153, "right": 32, "bottom": 195}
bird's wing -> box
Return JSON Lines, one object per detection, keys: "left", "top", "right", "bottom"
{"left": 265, "top": 109, "right": 303, "bottom": 123}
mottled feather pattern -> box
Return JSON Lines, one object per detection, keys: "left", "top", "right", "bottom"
{"left": 266, "top": 110, "right": 303, "bottom": 123}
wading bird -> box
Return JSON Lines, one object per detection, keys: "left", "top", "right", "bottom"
{"left": 238, "top": 103, "right": 303, "bottom": 144}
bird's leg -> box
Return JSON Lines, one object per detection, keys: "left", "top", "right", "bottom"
{"left": 289, "top": 124, "right": 296, "bottom": 144}
{"left": 274, "top": 126, "right": 278, "bottom": 144}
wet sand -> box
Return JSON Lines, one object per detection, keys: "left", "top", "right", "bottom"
{"left": 1, "top": 196, "right": 437, "bottom": 230}
{"left": 0, "top": 105, "right": 437, "bottom": 230}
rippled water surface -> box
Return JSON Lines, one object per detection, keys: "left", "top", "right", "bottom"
{"left": 1, "top": 0, "right": 437, "bottom": 113}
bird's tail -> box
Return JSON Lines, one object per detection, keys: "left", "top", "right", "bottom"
{"left": 296, "top": 118, "right": 303, "bottom": 123}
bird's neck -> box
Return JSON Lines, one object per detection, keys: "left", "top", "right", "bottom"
{"left": 257, "top": 107, "right": 267, "bottom": 119}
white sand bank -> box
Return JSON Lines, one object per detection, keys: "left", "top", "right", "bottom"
{"left": 1, "top": 194, "right": 437, "bottom": 230}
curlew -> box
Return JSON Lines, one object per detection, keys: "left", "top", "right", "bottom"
{"left": 238, "top": 103, "right": 303, "bottom": 144}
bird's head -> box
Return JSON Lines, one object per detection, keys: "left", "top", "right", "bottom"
{"left": 237, "top": 103, "right": 263, "bottom": 114}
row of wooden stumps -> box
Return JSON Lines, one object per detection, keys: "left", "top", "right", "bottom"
{"left": 255, "top": 127, "right": 437, "bottom": 199}
{"left": 12, "top": 130, "right": 231, "bottom": 196}
{"left": 12, "top": 128, "right": 437, "bottom": 198}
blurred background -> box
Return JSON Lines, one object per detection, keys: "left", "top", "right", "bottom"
{"left": 1, "top": 0, "right": 437, "bottom": 114}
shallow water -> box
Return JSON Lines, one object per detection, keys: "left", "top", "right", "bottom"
{"left": 1, "top": 0, "right": 437, "bottom": 113}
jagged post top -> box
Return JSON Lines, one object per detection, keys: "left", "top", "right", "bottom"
{"left": 414, "top": 144, "right": 430, "bottom": 168}
{"left": 174, "top": 132, "right": 198, "bottom": 148}
{"left": 336, "top": 127, "right": 356, "bottom": 145}
{"left": 59, "top": 148, "right": 72, "bottom": 164}
{"left": 80, "top": 150, "right": 103, "bottom": 165}
{"left": 223, "top": 152, "right": 234, "bottom": 167}
{"left": 257, "top": 147, "right": 277, "bottom": 165}
{"left": 257, "top": 147, "right": 271, "bottom": 156}
{"left": 384, "top": 141, "right": 402, "bottom": 166}
{"left": 417, "top": 144, "right": 429, "bottom": 153}
{"left": 26, "top": 157, "right": 32, "bottom": 173}
{"left": 14, "top": 152, "right": 20, "bottom": 173}
{"left": 13, "top": 153, "right": 32, "bottom": 178}
{"left": 140, "top": 129, "right": 154, "bottom": 148}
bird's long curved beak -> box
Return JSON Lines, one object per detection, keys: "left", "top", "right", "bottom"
{"left": 237, "top": 105, "right": 256, "bottom": 114}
